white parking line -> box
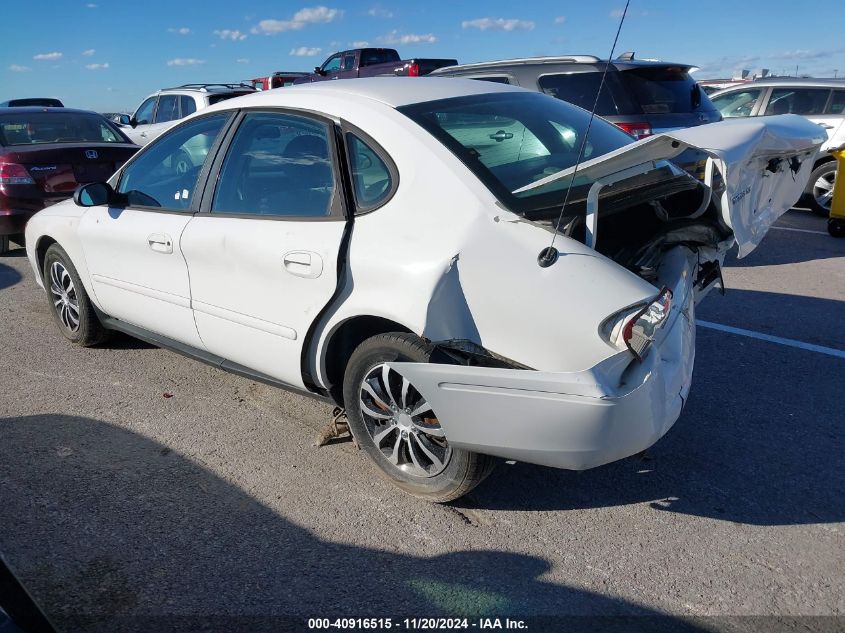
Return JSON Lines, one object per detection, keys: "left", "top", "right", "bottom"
{"left": 769, "top": 226, "right": 828, "bottom": 236}
{"left": 696, "top": 320, "right": 845, "bottom": 359}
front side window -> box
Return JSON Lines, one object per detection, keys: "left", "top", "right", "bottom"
{"left": 0, "top": 112, "right": 126, "bottom": 146}
{"left": 764, "top": 88, "right": 831, "bottom": 116}
{"left": 398, "top": 92, "right": 633, "bottom": 214}
{"left": 134, "top": 97, "right": 157, "bottom": 125}
{"left": 711, "top": 88, "right": 762, "bottom": 118}
{"left": 347, "top": 134, "right": 393, "bottom": 210}
{"left": 118, "top": 113, "right": 229, "bottom": 210}
{"left": 322, "top": 56, "right": 342, "bottom": 74}
{"left": 211, "top": 112, "right": 336, "bottom": 218}
{"left": 154, "top": 95, "right": 180, "bottom": 123}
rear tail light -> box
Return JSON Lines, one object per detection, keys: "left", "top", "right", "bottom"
{"left": 407, "top": 62, "right": 420, "bottom": 77}
{"left": 601, "top": 288, "right": 673, "bottom": 361}
{"left": 615, "top": 121, "right": 652, "bottom": 139}
{"left": 0, "top": 162, "right": 35, "bottom": 185}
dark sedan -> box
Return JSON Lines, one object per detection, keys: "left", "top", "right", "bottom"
{"left": 0, "top": 107, "right": 138, "bottom": 253}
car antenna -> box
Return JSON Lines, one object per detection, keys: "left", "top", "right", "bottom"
{"left": 537, "top": 0, "right": 631, "bottom": 268}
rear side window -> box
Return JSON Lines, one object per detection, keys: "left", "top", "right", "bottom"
{"left": 154, "top": 95, "right": 180, "bottom": 123}
{"left": 537, "top": 72, "right": 634, "bottom": 116}
{"left": 764, "top": 88, "right": 831, "bottom": 116}
{"left": 471, "top": 76, "right": 511, "bottom": 85}
{"left": 343, "top": 55, "right": 356, "bottom": 71}
{"left": 180, "top": 96, "right": 197, "bottom": 117}
{"left": 211, "top": 112, "right": 336, "bottom": 218}
{"left": 346, "top": 134, "right": 393, "bottom": 211}
{"left": 827, "top": 90, "right": 845, "bottom": 115}
{"left": 620, "top": 67, "right": 713, "bottom": 114}
{"left": 0, "top": 112, "right": 125, "bottom": 146}
{"left": 711, "top": 88, "right": 762, "bottom": 118}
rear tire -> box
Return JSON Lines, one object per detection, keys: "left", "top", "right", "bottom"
{"left": 0, "top": 236, "right": 9, "bottom": 255}
{"left": 342, "top": 332, "right": 496, "bottom": 502}
{"left": 43, "top": 244, "right": 110, "bottom": 346}
{"left": 829, "top": 219, "right": 845, "bottom": 238}
{"left": 805, "top": 160, "right": 837, "bottom": 217}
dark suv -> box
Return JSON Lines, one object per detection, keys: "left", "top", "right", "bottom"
{"left": 431, "top": 54, "right": 721, "bottom": 138}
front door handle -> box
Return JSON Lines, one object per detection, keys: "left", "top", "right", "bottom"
{"left": 283, "top": 251, "right": 323, "bottom": 278}
{"left": 148, "top": 233, "right": 173, "bottom": 254}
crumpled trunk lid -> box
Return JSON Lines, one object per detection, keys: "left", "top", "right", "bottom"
{"left": 514, "top": 114, "right": 825, "bottom": 257}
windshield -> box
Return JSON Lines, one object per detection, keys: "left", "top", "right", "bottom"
{"left": 398, "top": 92, "right": 633, "bottom": 213}
{"left": 0, "top": 112, "right": 126, "bottom": 146}
{"left": 621, "top": 67, "right": 715, "bottom": 114}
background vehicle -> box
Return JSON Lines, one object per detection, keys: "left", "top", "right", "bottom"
{"left": 431, "top": 53, "right": 721, "bottom": 138}
{"left": 24, "top": 80, "right": 821, "bottom": 501}
{"left": 118, "top": 83, "right": 255, "bottom": 146}
{"left": 0, "top": 98, "right": 64, "bottom": 108}
{"left": 0, "top": 107, "right": 137, "bottom": 253}
{"left": 710, "top": 77, "right": 845, "bottom": 215}
{"left": 293, "top": 48, "right": 457, "bottom": 84}
{"left": 248, "top": 72, "right": 307, "bottom": 90}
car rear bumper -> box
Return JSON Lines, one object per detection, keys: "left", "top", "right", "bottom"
{"left": 388, "top": 250, "right": 698, "bottom": 471}
{"left": 0, "top": 208, "right": 37, "bottom": 236}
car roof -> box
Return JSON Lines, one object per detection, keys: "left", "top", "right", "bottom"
{"left": 432, "top": 55, "right": 694, "bottom": 74}
{"left": 0, "top": 106, "right": 103, "bottom": 116}
{"left": 203, "top": 77, "right": 525, "bottom": 111}
{"left": 713, "top": 77, "right": 845, "bottom": 90}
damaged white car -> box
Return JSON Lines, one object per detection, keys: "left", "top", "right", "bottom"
{"left": 24, "top": 79, "right": 824, "bottom": 501}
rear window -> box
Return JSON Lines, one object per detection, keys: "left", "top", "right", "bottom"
{"left": 4, "top": 98, "right": 64, "bottom": 108}
{"left": 360, "top": 49, "right": 401, "bottom": 66}
{"left": 398, "top": 92, "right": 633, "bottom": 214}
{"left": 208, "top": 91, "right": 253, "bottom": 105}
{"left": 0, "top": 112, "right": 125, "bottom": 146}
{"left": 537, "top": 72, "right": 635, "bottom": 116}
{"left": 620, "top": 67, "right": 714, "bottom": 114}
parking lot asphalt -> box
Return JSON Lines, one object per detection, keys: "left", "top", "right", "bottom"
{"left": 0, "top": 209, "right": 843, "bottom": 632}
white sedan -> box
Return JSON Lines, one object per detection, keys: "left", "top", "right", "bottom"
{"left": 25, "top": 78, "right": 823, "bottom": 501}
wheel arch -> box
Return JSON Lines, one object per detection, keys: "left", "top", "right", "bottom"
{"left": 320, "top": 314, "right": 414, "bottom": 405}
{"left": 34, "top": 235, "right": 59, "bottom": 284}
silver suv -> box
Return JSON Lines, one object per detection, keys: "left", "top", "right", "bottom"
{"left": 118, "top": 83, "right": 254, "bottom": 147}
{"left": 710, "top": 78, "right": 845, "bottom": 216}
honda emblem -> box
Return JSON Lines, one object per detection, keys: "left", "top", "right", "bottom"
{"left": 85, "top": 149, "right": 98, "bottom": 159}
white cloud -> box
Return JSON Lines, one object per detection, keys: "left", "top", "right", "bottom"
{"left": 85, "top": 3, "right": 97, "bottom": 7}
{"left": 168, "top": 27, "right": 191, "bottom": 35}
{"left": 609, "top": 8, "right": 626, "bottom": 18}
{"left": 9, "top": 64, "right": 31, "bottom": 72}
{"left": 380, "top": 30, "right": 436, "bottom": 45}
{"left": 461, "top": 17, "right": 534, "bottom": 32}
{"left": 166, "top": 58, "right": 206, "bottom": 66}
{"left": 214, "top": 29, "right": 247, "bottom": 41}
{"left": 236, "top": 58, "right": 250, "bottom": 64}
{"left": 367, "top": 7, "right": 393, "bottom": 18}
{"left": 554, "top": 16, "right": 566, "bottom": 24}
{"left": 33, "top": 51, "right": 63, "bottom": 61}
{"left": 82, "top": 48, "right": 96, "bottom": 56}
{"left": 85, "top": 62, "right": 110, "bottom": 70}
{"left": 252, "top": 6, "right": 342, "bottom": 35}
{"left": 290, "top": 46, "right": 322, "bottom": 56}
{"left": 351, "top": 40, "right": 369, "bottom": 48}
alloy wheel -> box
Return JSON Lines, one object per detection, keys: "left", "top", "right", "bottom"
{"left": 358, "top": 363, "right": 451, "bottom": 478}
{"left": 49, "top": 261, "right": 80, "bottom": 332}
{"left": 813, "top": 166, "right": 837, "bottom": 212}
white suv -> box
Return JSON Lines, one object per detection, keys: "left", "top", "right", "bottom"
{"left": 711, "top": 78, "right": 845, "bottom": 215}
{"left": 119, "top": 83, "right": 254, "bottom": 147}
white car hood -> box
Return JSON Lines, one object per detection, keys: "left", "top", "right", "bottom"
{"left": 515, "top": 114, "right": 825, "bottom": 257}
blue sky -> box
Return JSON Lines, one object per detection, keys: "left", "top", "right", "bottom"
{"left": 3, "top": 0, "right": 843, "bottom": 112}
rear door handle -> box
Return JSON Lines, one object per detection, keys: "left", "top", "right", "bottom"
{"left": 148, "top": 233, "right": 173, "bottom": 254}
{"left": 283, "top": 251, "right": 323, "bottom": 278}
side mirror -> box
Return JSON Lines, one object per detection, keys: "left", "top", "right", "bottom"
{"left": 315, "top": 66, "right": 326, "bottom": 76}
{"left": 117, "top": 114, "right": 131, "bottom": 126}
{"left": 73, "top": 182, "right": 121, "bottom": 207}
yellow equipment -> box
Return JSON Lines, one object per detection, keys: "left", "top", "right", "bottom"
{"left": 828, "top": 145, "right": 845, "bottom": 237}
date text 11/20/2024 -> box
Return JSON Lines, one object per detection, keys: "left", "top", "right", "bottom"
{"left": 307, "top": 618, "right": 528, "bottom": 629}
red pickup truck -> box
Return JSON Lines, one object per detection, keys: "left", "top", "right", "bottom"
{"left": 248, "top": 72, "right": 308, "bottom": 91}
{"left": 292, "top": 48, "right": 457, "bottom": 84}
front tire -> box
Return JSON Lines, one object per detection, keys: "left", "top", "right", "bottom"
{"left": 343, "top": 333, "right": 496, "bottom": 503}
{"left": 43, "top": 244, "right": 109, "bottom": 346}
